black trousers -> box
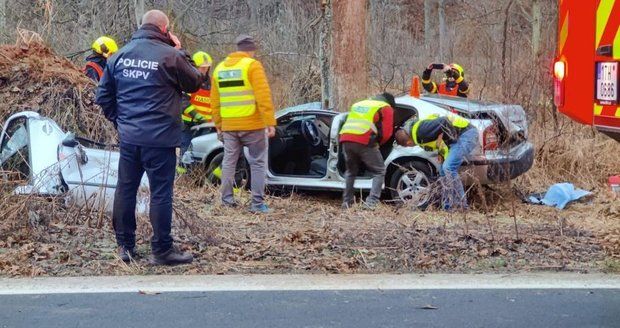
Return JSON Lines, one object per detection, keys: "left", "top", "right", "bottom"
{"left": 112, "top": 143, "right": 176, "bottom": 255}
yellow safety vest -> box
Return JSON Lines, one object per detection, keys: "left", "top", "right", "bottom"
{"left": 182, "top": 88, "right": 212, "bottom": 123}
{"left": 339, "top": 99, "right": 389, "bottom": 136}
{"left": 411, "top": 114, "right": 470, "bottom": 158}
{"left": 213, "top": 57, "right": 256, "bottom": 118}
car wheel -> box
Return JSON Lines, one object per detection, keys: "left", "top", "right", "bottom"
{"left": 388, "top": 160, "right": 435, "bottom": 210}
{"left": 205, "top": 152, "right": 249, "bottom": 189}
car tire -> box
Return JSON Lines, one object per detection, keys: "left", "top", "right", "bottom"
{"left": 388, "top": 160, "right": 436, "bottom": 210}
{"left": 205, "top": 152, "right": 224, "bottom": 184}
{"left": 205, "top": 152, "right": 250, "bottom": 189}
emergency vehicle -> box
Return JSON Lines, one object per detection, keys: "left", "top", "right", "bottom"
{"left": 554, "top": 0, "right": 620, "bottom": 141}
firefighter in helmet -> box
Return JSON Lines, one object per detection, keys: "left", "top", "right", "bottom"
{"left": 84, "top": 36, "right": 118, "bottom": 82}
{"left": 178, "top": 51, "right": 213, "bottom": 173}
{"left": 422, "top": 63, "right": 469, "bottom": 98}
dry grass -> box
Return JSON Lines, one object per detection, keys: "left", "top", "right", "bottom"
{"left": 0, "top": 34, "right": 618, "bottom": 277}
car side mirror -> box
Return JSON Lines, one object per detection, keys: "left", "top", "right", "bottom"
{"left": 61, "top": 132, "right": 78, "bottom": 147}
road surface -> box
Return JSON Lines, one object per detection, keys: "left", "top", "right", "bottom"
{"left": 0, "top": 274, "right": 618, "bottom": 328}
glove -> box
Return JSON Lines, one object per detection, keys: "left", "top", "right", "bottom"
{"left": 194, "top": 113, "right": 207, "bottom": 124}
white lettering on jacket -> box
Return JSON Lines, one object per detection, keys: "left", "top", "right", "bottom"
{"left": 122, "top": 69, "right": 151, "bottom": 80}
{"left": 117, "top": 58, "right": 159, "bottom": 70}
{"left": 117, "top": 58, "right": 157, "bottom": 80}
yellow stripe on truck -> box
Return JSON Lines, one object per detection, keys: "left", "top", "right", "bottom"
{"left": 595, "top": 104, "right": 603, "bottom": 116}
{"left": 615, "top": 107, "right": 620, "bottom": 117}
{"left": 614, "top": 23, "right": 620, "bottom": 57}
{"left": 596, "top": 0, "right": 615, "bottom": 47}
{"left": 559, "top": 13, "right": 569, "bottom": 54}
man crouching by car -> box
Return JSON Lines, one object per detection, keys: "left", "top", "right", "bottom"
{"left": 96, "top": 10, "right": 204, "bottom": 265}
{"left": 395, "top": 114, "right": 478, "bottom": 211}
{"left": 339, "top": 93, "right": 395, "bottom": 210}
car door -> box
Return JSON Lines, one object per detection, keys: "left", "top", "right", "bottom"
{"left": 0, "top": 112, "right": 64, "bottom": 195}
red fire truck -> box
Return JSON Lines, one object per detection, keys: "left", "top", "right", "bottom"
{"left": 554, "top": 0, "right": 620, "bottom": 141}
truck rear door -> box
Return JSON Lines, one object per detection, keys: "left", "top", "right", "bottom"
{"left": 593, "top": 0, "right": 620, "bottom": 141}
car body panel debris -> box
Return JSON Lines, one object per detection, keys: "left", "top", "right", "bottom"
{"left": 0, "top": 111, "right": 149, "bottom": 213}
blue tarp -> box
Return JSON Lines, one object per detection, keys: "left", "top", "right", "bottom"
{"left": 527, "top": 183, "right": 592, "bottom": 210}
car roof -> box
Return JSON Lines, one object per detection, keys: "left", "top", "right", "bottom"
{"left": 276, "top": 102, "right": 337, "bottom": 118}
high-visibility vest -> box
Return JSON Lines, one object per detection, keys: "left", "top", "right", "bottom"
{"left": 339, "top": 99, "right": 389, "bottom": 136}
{"left": 83, "top": 61, "right": 103, "bottom": 81}
{"left": 182, "top": 88, "right": 212, "bottom": 123}
{"left": 410, "top": 114, "right": 470, "bottom": 158}
{"left": 213, "top": 57, "right": 257, "bottom": 118}
{"left": 438, "top": 83, "right": 459, "bottom": 96}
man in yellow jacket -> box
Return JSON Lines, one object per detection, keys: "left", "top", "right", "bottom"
{"left": 211, "top": 34, "right": 276, "bottom": 213}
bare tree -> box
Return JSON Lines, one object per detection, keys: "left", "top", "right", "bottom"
{"left": 330, "top": 0, "right": 369, "bottom": 112}
{"left": 438, "top": 0, "right": 447, "bottom": 61}
{"left": 134, "top": 0, "right": 146, "bottom": 28}
{"left": 424, "top": 0, "right": 434, "bottom": 52}
{"left": 319, "top": 0, "right": 332, "bottom": 109}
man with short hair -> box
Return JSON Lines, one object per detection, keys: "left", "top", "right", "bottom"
{"left": 211, "top": 34, "right": 276, "bottom": 213}
{"left": 96, "top": 9, "right": 204, "bottom": 265}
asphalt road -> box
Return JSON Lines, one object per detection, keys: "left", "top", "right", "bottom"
{"left": 1, "top": 289, "right": 619, "bottom": 328}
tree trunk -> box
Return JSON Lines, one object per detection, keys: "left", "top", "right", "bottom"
{"left": 531, "top": 0, "right": 542, "bottom": 58}
{"left": 424, "top": 0, "right": 433, "bottom": 53}
{"left": 0, "top": 0, "right": 5, "bottom": 31}
{"left": 501, "top": 0, "right": 515, "bottom": 100}
{"left": 330, "top": 0, "right": 369, "bottom": 112}
{"left": 134, "top": 0, "right": 145, "bottom": 28}
{"left": 437, "top": 0, "right": 447, "bottom": 62}
{"left": 319, "top": 0, "right": 332, "bottom": 109}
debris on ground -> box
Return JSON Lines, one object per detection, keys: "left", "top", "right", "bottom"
{"left": 527, "top": 183, "right": 592, "bottom": 210}
{"left": 0, "top": 32, "right": 619, "bottom": 278}
{"left": 0, "top": 29, "right": 115, "bottom": 143}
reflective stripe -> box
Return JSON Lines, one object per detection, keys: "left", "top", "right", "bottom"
{"left": 595, "top": 104, "right": 604, "bottom": 115}
{"left": 339, "top": 99, "right": 387, "bottom": 137}
{"left": 343, "top": 118, "right": 378, "bottom": 132}
{"left": 220, "top": 90, "right": 254, "bottom": 97}
{"left": 559, "top": 12, "right": 569, "bottom": 54}
{"left": 596, "top": 0, "right": 615, "bottom": 47}
{"left": 411, "top": 120, "right": 450, "bottom": 158}
{"left": 220, "top": 99, "right": 256, "bottom": 106}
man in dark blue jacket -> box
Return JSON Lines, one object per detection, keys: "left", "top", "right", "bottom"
{"left": 96, "top": 9, "right": 203, "bottom": 265}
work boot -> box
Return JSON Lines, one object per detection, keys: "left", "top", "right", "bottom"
{"left": 362, "top": 200, "right": 379, "bottom": 210}
{"left": 222, "top": 200, "right": 240, "bottom": 208}
{"left": 117, "top": 246, "right": 137, "bottom": 263}
{"left": 249, "top": 203, "right": 271, "bottom": 214}
{"left": 341, "top": 201, "right": 354, "bottom": 210}
{"left": 151, "top": 246, "right": 193, "bottom": 266}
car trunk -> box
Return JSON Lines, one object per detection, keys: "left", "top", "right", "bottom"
{"left": 420, "top": 95, "right": 528, "bottom": 149}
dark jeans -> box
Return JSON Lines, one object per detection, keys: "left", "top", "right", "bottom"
{"left": 179, "top": 128, "right": 194, "bottom": 157}
{"left": 342, "top": 142, "right": 386, "bottom": 205}
{"left": 113, "top": 143, "right": 176, "bottom": 255}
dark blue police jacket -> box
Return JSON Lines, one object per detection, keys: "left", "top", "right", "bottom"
{"left": 96, "top": 24, "right": 203, "bottom": 148}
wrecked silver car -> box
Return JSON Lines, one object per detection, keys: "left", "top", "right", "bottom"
{"left": 184, "top": 94, "right": 534, "bottom": 208}
{"left": 0, "top": 111, "right": 148, "bottom": 213}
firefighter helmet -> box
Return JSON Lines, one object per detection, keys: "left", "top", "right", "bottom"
{"left": 92, "top": 36, "right": 118, "bottom": 58}
{"left": 192, "top": 51, "right": 213, "bottom": 67}
{"left": 448, "top": 63, "right": 465, "bottom": 78}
